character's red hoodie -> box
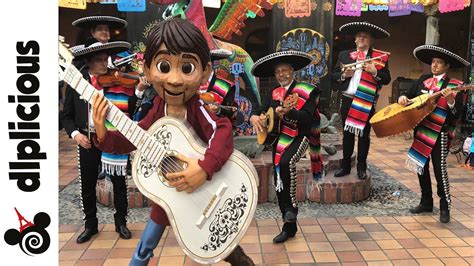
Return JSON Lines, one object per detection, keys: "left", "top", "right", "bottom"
{"left": 94, "top": 94, "right": 234, "bottom": 225}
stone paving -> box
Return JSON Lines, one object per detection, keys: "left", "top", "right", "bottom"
{"left": 58, "top": 131, "right": 474, "bottom": 265}
{"left": 59, "top": 163, "right": 420, "bottom": 225}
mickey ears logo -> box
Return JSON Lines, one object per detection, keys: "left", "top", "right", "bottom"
{"left": 4, "top": 208, "right": 51, "bottom": 256}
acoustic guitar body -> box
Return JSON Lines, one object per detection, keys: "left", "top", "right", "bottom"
{"left": 257, "top": 93, "right": 298, "bottom": 145}
{"left": 257, "top": 107, "right": 280, "bottom": 145}
{"left": 370, "top": 94, "right": 436, "bottom": 138}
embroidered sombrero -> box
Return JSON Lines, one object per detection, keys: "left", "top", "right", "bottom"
{"left": 413, "top": 45, "right": 470, "bottom": 69}
{"left": 339, "top": 22, "right": 390, "bottom": 39}
{"left": 71, "top": 38, "right": 131, "bottom": 60}
{"left": 251, "top": 50, "right": 313, "bottom": 77}
{"left": 210, "top": 48, "right": 232, "bottom": 61}
{"left": 72, "top": 16, "right": 127, "bottom": 30}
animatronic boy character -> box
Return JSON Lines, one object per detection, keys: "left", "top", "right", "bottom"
{"left": 92, "top": 18, "right": 254, "bottom": 265}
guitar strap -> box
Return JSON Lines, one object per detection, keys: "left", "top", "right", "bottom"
{"left": 274, "top": 82, "right": 323, "bottom": 191}
{"left": 406, "top": 76, "right": 462, "bottom": 174}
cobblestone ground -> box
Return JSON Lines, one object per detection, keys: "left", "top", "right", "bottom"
{"left": 59, "top": 164, "right": 419, "bottom": 225}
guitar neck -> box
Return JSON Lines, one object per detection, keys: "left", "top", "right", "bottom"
{"left": 431, "top": 85, "right": 474, "bottom": 98}
{"left": 62, "top": 64, "right": 163, "bottom": 162}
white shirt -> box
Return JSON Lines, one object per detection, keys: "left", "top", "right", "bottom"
{"left": 433, "top": 73, "right": 445, "bottom": 84}
{"left": 344, "top": 50, "right": 368, "bottom": 96}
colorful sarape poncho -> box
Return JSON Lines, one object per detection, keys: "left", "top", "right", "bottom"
{"left": 344, "top": 49, "right": 389, "bottom": 136}
{"left": 274, "top": 82, "right": 323, "bottom": 191}
{"left": 407, "top": 76, "right": 462, "bottom": 174}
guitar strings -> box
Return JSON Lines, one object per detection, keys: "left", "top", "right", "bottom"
{"left": 159, "top": 155, "right": 211, "bottom": 206}
{"left": 140, "top": 150, "right": 209, "bottom": 207}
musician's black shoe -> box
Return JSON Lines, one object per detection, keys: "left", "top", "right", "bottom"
{"left": 357, "top": 169, "right": 368, "bottom": 180}
{"left": 224, "top": 245, "right": 254, "bottom": 266}
{"left": 76, "top": 228, "right": 98, "bottom": 244}
{"left": 115, "top": 225, "right": 132, "bottom": 239}
{"left": 440, "top": 210, "right": 450, "bottom": 223}
{"left": 272, "top": 230, "right": 296, "bottom": 243}
{"left": 273, "top": 222, "right": 297, "bottom": 243}
{"left": 334, "top": 167, "right": 350, "bottom": 177}
{"left": 409, "top": 204, "right": 433, "bottom": 214}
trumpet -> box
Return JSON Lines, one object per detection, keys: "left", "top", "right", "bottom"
{"left": 341, "top": 53, "right": 390, "bottom": 72}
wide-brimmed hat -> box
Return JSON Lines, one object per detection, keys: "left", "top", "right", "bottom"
{"left": 251, "top": 50, "right": 312, "bottom": 77}
{"left": 72, "top": 16, "right": 127, "bottom": 30}
{"left": 339, "top": 22, "right": 390, "bottom": 39}
{"left": 413, "top": 45, "right": 469, "bottom": 69}
{"left": 210, "top": 48, "right": 233, "bottom": 61}
{"left": 71, "top": 38, "right": 131, "bottom": 60}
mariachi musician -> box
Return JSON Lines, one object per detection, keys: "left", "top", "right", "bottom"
{"left": 398, "top": 45, "right": 469, "bottom": 223}
{"left": 92, "top": 18, "right": 254, "bottom": 265}
{"left": 72, "top": 15, "right": 127, "bottom": 44}
{"left": 71, "top": 15, "right": 128, "bottom": 70}
{"left": 332, "top": 21, "right": 391, "bottom": 180}
{"left": 61, "top": 16, "right": 127, "bottom": 129}
{"left": 250, "top": 50, "right": 323, "bottom": 243}
{"left": 199, "top": 48, "right": 237, "bottom": 120}
{"left": 60, "top": 39, "right": 134, "bottom": 243}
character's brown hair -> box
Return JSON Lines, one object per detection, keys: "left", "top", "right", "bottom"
{"left": 144, "top": 18, "right": 210, "bottom": 69}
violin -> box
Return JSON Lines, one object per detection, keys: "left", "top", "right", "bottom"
{"left": 198, "top": 92, "right": 237, "bottom": 113}
{"left": 97, "top": 70, "right": 142, "bottom": 88}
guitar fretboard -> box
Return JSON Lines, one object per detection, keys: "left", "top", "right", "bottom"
{"left": 62, "top": 64, "right": 164, "bottom": 165}
{"left": 432, "top": 85, "right": 474, "bottom": 97}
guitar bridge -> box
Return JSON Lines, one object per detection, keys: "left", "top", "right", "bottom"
{"left": 195, "top": 183, "right": 228, "bottom": 229}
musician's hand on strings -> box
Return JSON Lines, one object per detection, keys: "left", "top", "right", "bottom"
{"left": 342, "top": 68, "right": 355, "bottom": 79}
{"left": 74, "top": 133, "right": 91, "bottom": 149}
{"left": 250, "top": 115, "right": 263, "bottom": 133}
{"left": 363, "top": 61, "right": 377, "bottom": 75}
{"left": 275, "top": 106, "right": 290, "bottom": 119}
{"left": 441, "top": 88, "right": 455, "bottom": 105}
{"left": 92, "top": 93, "right": 108, "bottom": 142}
{"left": 166, "top": 153, "right": 207, "bottom": 193}
{"left": 398, "top": 95, "right": 410, "bottom": 106}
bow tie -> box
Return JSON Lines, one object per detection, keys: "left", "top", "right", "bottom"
{"left": 423, "top": 76, "right": 443, "bottom": 91}
{"left": 272, "top": 87, "right": 286, "bottom": 102}
{"left": 350, "top": 50, "right": 366, "bottom": 61}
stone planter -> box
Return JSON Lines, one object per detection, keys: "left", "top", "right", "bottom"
{"left": 96, "top": 133, "right": 370, "bottom": 207}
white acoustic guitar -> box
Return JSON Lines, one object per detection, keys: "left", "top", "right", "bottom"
{"left": 58, "top": 41, "right": 259, "bottom": 264}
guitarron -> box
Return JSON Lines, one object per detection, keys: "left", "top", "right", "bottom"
{"left": 58, "top": 40, "right": 259, "bottom": 264}
{"left": 370, "top": 85, "right": 474, "bottom": 138}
